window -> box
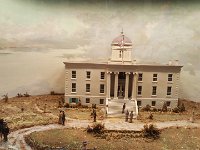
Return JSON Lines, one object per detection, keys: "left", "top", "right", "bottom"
{"left": 138, "top": 73, "right": 143, "bottom": 81}
{"left": 153, "top": 74, "right": 157, "bottom": 81}
{"left": 72, "top": 83, "right": 76, "bottom": 92}
{"left": 72, "top": 71, "right": 76, "bottom": 79}
{"left": 101, "top": 72, "right": 105, "bottom": 79}
{"left": 167, "top": 86, "right": 172, "bottom": 95}
{"left": 86, "top": 84, "right": 90, "bottom": 92}
{"left": 86, "top": 98, "right": 90, "bottom": 103}
{"left": 137, "top": 86, "right": 142, "bottom": 95}
{"left": 72, "top": 98, "right": 77, "bottom": 103}
{"left": 168, "top": 74, "right": 173, "bottom": 81}
{"left": 100, "top": 84, "right": 105, "bottom": 93}
{"left": 100, "top": 99, "right": 104, "bottom": 104}
{"left": 119, "top": 51, "right": 122, "bottom": 58}
{"left": 86, "top": 71, "right": 91, "bottom": 79}
{"left": 137, "top": 101, "right": 141, "bottom": 107}
{"left": 152, "top": 101, "right": 156, "bottom": 106}
{"left": 166, "top": 101, "right": 171, "bottom": 107}
{"left": 152, "top": 86, "right": 157, "bottom": 95}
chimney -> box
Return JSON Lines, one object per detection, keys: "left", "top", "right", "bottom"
{"left": 133, "top": 59, "right": 137, "bottom": 64}
{"left": 168, "top": 60, "right": 172, "bottom": 65}
{"left": 174, "top": 60, "right": 179, "bottom": 65}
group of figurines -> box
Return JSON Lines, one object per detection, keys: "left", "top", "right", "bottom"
{"left": 0, "top": 119, "right": 10, "bottom": 142}
{"left": 122, "top": 103, "right": 134, "bottom": 123}
{"left": 58, "top": 110, "right": 66, "bottom": 125}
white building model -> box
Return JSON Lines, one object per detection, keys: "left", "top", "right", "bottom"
{"left": 64, "top": 31, "right": 183, "bottom": 116}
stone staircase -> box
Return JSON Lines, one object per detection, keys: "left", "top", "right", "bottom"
{"left": 107, "top": 99, "right": 138, "bottom": 118}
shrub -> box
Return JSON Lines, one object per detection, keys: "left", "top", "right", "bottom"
{"left": 141, "top": 104, "right": 151, "bottom": 112}
{"left": 142, "top": 124, "right": 160, "bottom": 139}
{"left": 172, "top": 103, "right": 186, "bottom": 113}
{"left": 172, "top": 107, "right": 180, "bottom": 113}
{"left": 87, "top": 123, "right": 105, "bottom": 134}
{"left": 162, "top": 102, "right": 168, "bottom": 112}
{"left": 179, "top": 103, "right": 185, "bottom": 112}
{"left": 147, "top": 113, "right": 153, "bottom": 120}
{"left": 152, "top": 108, "right": 157, "bottom": 112}
{"left": 64, "top": 103, "right": 70, "bottom": 108}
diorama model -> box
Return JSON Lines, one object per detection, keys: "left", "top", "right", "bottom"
{"left": 64, "top": 31, "right": 183, "bottom": 115}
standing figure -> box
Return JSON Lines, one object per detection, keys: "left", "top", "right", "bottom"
{"left": 0, "top": 119, "right": 3, "bottom": 141}
{"left": 43, "top": 103, "right": 47, "bottom": 113}
{"left": 2, "top": 125, "right": 9, "bottom": 142}
{"left": 125, "top": 110, "right": 129, "bottom": 122}
{"left": 58, "top": 111, "right": 63, "bottom": 124}
{"left": 122, "top": 103, "right": 126, "bottom": 114}
{"left": 129, "top": 111, "right": 134, "bottom": 123}
{"left": 62, "top": 111, "right": 66, "bottom": 125}
{"left": 93, "top": 109, "right": 97, "bottom": 122}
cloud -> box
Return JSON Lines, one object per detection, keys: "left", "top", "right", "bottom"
{"left": 0, "top": 1, "right": 200, "bottom": 101}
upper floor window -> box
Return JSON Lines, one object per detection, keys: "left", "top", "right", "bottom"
{"left": 86, "top": 71, "right": 91, "bottom": 79}
{"left": 138, "top": 73, "right": 143, "bottom": 81}
{"left": 167, "top": 86, "right": 172, "bottom": 95}
{"left": 72, "top": 83, "right": 76, "bottom": 92}
{"left": 152, "top": 86, "right": 157, "bottom": 95}
{"left": 153, "top": 74, "right": 157, "bottom": 81}
{"left": 101, "top": 72, "right": 105, "bottom": 80}
{"left": 72, "top": 71, "right": 76, "bottom": 79}
{"left": 86, "top": 84, "right": 90, "bottom": 92}
{"left": 137, "top": 86, "right": 142, "bottom": 95}
{"left": 100, "top": 84, "right": 105, "bottom": 93}
{"left": 168, "top": 74, "right": 173, "bottom": 81}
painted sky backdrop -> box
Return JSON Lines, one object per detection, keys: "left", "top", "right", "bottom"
{"left": 0, "top": 0, "right": 200, "bottom": 101}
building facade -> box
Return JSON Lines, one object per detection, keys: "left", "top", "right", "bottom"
{"left": 64, "top": 32, "right": 183, "bottom": 114}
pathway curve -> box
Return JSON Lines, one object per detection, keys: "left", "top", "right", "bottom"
{"left": 0, "top": 118, "right": 200, "bottom": 150}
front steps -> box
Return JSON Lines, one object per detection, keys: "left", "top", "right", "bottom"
{"left": 107, "top": 99, "right": 137, "bottom": 118}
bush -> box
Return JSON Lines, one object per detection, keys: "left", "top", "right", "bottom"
{"left": 64, "top": 103, "right": 70, "bottom": 108}
{"left": 86, "top": 123, "right": 105, "bottom": 134}
{"left": 162, "top": 102, "right": 168, "bottom": 112}
{"left": 179, "top": 103, "right": 185, "bottom": 112}
{"left": 172, "top": 107, "right": 180, "bottom": 113}
{"left": 142, "top": 124, "right": 160, "bottom": 139}
{"left": 152, "top": 108, "right": 157, "bottom": 112}
{"left": 172, "top": 103, "right": 186, "bottom": 113}
{"left": 141, "top": 104, "right": 151, "bottom": 112}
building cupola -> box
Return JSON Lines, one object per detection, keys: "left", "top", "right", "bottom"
{"left": 110, "top": 30, "right": 133, "bottom": 63}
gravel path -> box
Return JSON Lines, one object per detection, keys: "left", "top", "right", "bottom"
{"left": 0, "top": 118, "right": 200, "bottom": 150}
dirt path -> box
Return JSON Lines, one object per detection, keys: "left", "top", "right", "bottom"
{"left": 0, "top": 119, "right": 200, "bottom": 150}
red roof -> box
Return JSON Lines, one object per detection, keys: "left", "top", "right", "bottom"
{"left": 112, "top": 34, "right": 132, "bottom": 44}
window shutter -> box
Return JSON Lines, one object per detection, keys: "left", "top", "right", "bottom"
{"left": 69, "top": 98, "right": 72, "bottom": 103}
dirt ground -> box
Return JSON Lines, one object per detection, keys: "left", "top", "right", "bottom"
{"left": 0, "top": 94, "right": 63, "bottom": 131}
{"left": 0, "top": 95, "right": 200, "bottom": 131}
{"left": 25, "top": 127, "right": 200, "bottom": 150}
{"left": 0, "top": 94, "right": 104, "bottom": 131}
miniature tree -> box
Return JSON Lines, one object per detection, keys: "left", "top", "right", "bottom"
{"left": 162, "top": 102, "right": 168, "bottom": 112}
{"left": 2, "top": 94, "right": 8, "bottom": 103}
{"left": 142, "top": 124, "right": 160, "bottom": 139}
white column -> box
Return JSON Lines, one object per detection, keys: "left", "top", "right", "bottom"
{"left": 124, "top": 72, "right": 130, "bottom": 100}
{"left": 114, "top": 72, "right": 119, "bottom": 99}
{"left": 132, "top": 72, "right": 138, "bottom": 100}
{"left": 106, "top": 72, "right": 111, "bottom": 99}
